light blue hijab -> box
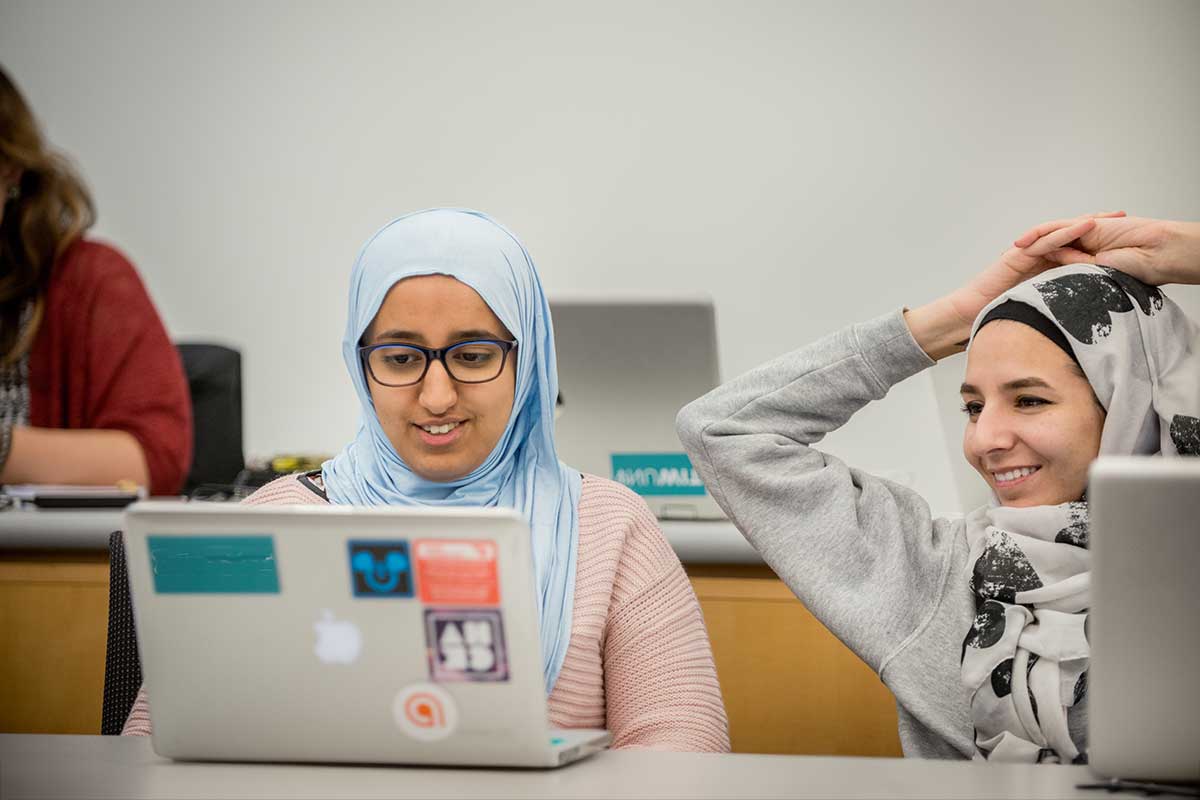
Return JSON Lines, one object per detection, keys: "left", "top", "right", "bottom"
{"left": 322, "top": 208, "right": 581, "bottom": 693}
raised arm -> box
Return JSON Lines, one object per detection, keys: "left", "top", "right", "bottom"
{"left": 676, "top": 213, "right": 1120, "bottom": 671}
{"left": 676, "top": 310, "right": 952, "bottom": 672}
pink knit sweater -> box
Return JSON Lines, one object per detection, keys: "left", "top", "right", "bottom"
{"left": 122, "top": 473, "right": 730, "bottom": 751}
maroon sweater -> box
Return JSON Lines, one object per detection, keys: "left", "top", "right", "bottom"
{"left": 27, "top": 240, "right": 192, "bottom": 495}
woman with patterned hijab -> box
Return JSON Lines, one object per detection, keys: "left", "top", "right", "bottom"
{"left": 678, "top": 214, "right": 1200, "bottom": 761}
{"left": 124, "top": 208, "right": 729, "bottom": 751}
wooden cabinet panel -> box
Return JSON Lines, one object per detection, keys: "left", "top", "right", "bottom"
{"left": 0, "top": 551, "right": 109, "bottom": 734}
{"left": 687, "top": 565, "right": 902, "bottom": 757}
{"left": 1, "top": 553, "right": 904, "bottom": 757}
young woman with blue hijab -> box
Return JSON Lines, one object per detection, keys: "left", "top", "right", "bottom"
{"left": 124, "top": 208, "right": 730, "bottom": 751}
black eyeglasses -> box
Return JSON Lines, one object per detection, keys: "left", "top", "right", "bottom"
{"left": 359, "top": 339, "right": 517, "bottom": 387}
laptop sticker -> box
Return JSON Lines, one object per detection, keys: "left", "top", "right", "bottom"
{"left": 424, "top": 608, "right": 509, "bottom": 682}
{"left": 413, "top": 540, "right": 500, "bottom": 606}
{"left": 147, "top": 535, "right": 279, "bottom": 594}
{"left": 347, "top": 540, "right": 414, "bottom": 597}
{"left": 312, "top": 609, "right": 362, "bottom": 664}
{"left": 394, "top": 683, "right": 458, "bottom": 741}
{"left": 611, "top": 453, "right": 707, "bottom": 496}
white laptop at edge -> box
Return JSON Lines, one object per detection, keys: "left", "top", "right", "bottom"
{"left": 1088, "top": 456, "right": 1200, "bottom": 783}
{"left": 122, "top": 502, "right": 610, "bottom": 768}
{"left": 550, "top": 296, "right": 725, "bottom": 520}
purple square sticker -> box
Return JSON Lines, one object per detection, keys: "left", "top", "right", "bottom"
{"left": 424, "top": 608, "right": 509, "bottom": 682}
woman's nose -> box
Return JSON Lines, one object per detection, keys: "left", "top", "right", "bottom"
{"left": 418, "top": 361, "right": 458, "bottom": 414}
{"left": 969, "top": 406, "right": 1017, "bottom": 457}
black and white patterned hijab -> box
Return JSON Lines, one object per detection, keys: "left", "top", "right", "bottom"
{"left": 959, "top": 264, "right": 1200, "bottom": 764}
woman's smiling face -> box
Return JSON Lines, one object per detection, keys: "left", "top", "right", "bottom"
{"left": 362, "top": 275, "right": 516, "bottom": 483}
{"left": 961, "top": 320, "right": 1105, "bottom": 507}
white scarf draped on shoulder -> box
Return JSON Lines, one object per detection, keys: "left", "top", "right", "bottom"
{"left": 960, "top": 265, "right": 1200, "bottom": 763}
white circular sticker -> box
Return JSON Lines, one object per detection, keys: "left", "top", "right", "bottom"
{"left": 393, "top": 683, "right": 458, "bottom": 741}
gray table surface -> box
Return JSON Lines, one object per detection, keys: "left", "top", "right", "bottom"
{"left": 0, "top": 509, "right": 122, "bottom": 549}
{"left": 0, "top": 509, "right": 764, "bottom": 563}
{"left": 0, "top": 735, "right": 1129, "bottom": 800}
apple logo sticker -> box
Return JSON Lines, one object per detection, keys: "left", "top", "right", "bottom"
{"left": 313, "top": 609, "right": 362, "bottom": 665}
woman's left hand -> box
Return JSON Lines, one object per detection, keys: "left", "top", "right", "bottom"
{"left": 906, "top": 212, "right": 1125, "bottom": 361}
{"left": 945, "top": 212, "right": 1127, "bottom": 329}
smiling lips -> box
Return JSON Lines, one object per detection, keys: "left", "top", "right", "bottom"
{"left": 991, "top": 465, "right": 1041, "bottom": 487}
{"left": 415, "top": 420, "right": 465, "bottom": 447}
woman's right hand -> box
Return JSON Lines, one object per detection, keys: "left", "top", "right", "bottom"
{"left": 1041, "top": 217, "right": 1200, "bottom": 286}
{"left": 905, "top": 212, "right": 1125, "bottom": 361}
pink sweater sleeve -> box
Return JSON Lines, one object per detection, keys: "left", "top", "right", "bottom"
{"left": 597, "top": 486, "right": 730, "bottom": 752}
{"left": 121, "top": 686, "right": 152, "bottom": 735}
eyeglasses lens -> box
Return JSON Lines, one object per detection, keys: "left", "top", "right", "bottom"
{"left": 368, "top": 342, "right": 506, "bottom": 386}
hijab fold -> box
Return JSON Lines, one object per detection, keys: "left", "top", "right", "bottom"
{"left": 322, "top": 208, "right": 581, "bottom": 693}
{"left": 960, "top": 264, "right": 1200, "bottom": 763}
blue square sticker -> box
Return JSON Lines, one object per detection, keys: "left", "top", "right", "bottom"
{"left": 348, "top": 540, "right": 413, "bottom": 598}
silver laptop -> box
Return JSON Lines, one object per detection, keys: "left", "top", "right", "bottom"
{"left": 1088, "top": 456, "right": 1200, "bottom": 782}
{"left": 122, "top": 502, "right": 610, "bottom": 768}
{"left": 550, "top": 296, "right": 725, "bottom": 520}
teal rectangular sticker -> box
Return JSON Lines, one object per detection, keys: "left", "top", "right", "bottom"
{"left": 611, "top": 453, "right": 707, "bottom": 496}
{"left": 148, "top": 535, "right": 280, "bottom": 594}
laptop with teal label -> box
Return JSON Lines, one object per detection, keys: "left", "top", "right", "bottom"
{"left": 551, "top": 297, "right": 725, "bottom": 520}
{"left": 121, "top": 502, "right": 610, "bottom": 768}
{"left": 610, "top": 453, "right": 707, "bottom": 497}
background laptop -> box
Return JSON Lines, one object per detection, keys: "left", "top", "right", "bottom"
{"left": 1088, "top": 456, "right": 1200, "bottom": 783}
{"left": 550, "top": 296, "right": 725, "bottom": 520}
{"left": 122, "top": 502, "right": 609, "bottom": 768}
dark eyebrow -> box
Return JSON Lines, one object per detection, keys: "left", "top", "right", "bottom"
{"left": 372, "top": 329, "right": 424, "bottom": 343}
{"left": 960, "top": 377, "right": 1053, "bottom": 395}
{"left": 1001, "top": 377, "right": 1053, "bottom": 392}
{"left": 371, "top": 328, "right": 505, "bottom": 345}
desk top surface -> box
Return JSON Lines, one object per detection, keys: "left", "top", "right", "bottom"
{"left": 0, "top": 734, "right": 1127, "bottom": 800}
{"left": 0, "top": 509, "right": 123, "bottom": 549}
{"left": 0, "top": 509, "right": 762, "bottom": 563}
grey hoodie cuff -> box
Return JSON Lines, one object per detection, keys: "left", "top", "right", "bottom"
{"left": 853, "top": 309, "right": 936, "bottom": 393}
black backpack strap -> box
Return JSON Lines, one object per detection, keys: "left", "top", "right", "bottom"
{"left": 297, "top": 469, "right": 328, "bottom": 501}
{"left": 100, "top": 530, "right": 142, "bottom": 735}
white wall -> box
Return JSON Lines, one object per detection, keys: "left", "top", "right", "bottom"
{"left": 3, "top": 0, "right": 1198, "bottom": 512}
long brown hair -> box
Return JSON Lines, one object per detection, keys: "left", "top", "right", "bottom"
{"left": 0, "top": 65, "right": 95, "bottom": 364}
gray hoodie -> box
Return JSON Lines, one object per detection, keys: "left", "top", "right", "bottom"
{"left": 676, "top": 310, "right": 1087, "bottom": 758}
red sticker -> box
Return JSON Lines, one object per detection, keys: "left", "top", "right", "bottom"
{"left": 414, "top": 540, "right": 500, "bottom": 606}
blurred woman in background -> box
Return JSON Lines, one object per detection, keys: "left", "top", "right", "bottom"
{"left": 0, "top": 65, "right": 191, "bottom": 495}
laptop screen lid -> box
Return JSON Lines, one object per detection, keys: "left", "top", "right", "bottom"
{"left": 550, "top": 296, "right": 725, "bottom": 520}
{"left": 1088, "top": 456, "right": 1200, "bottom": 783}
{"left": 122, "top": 502, "right": 607, "bottom": 767}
